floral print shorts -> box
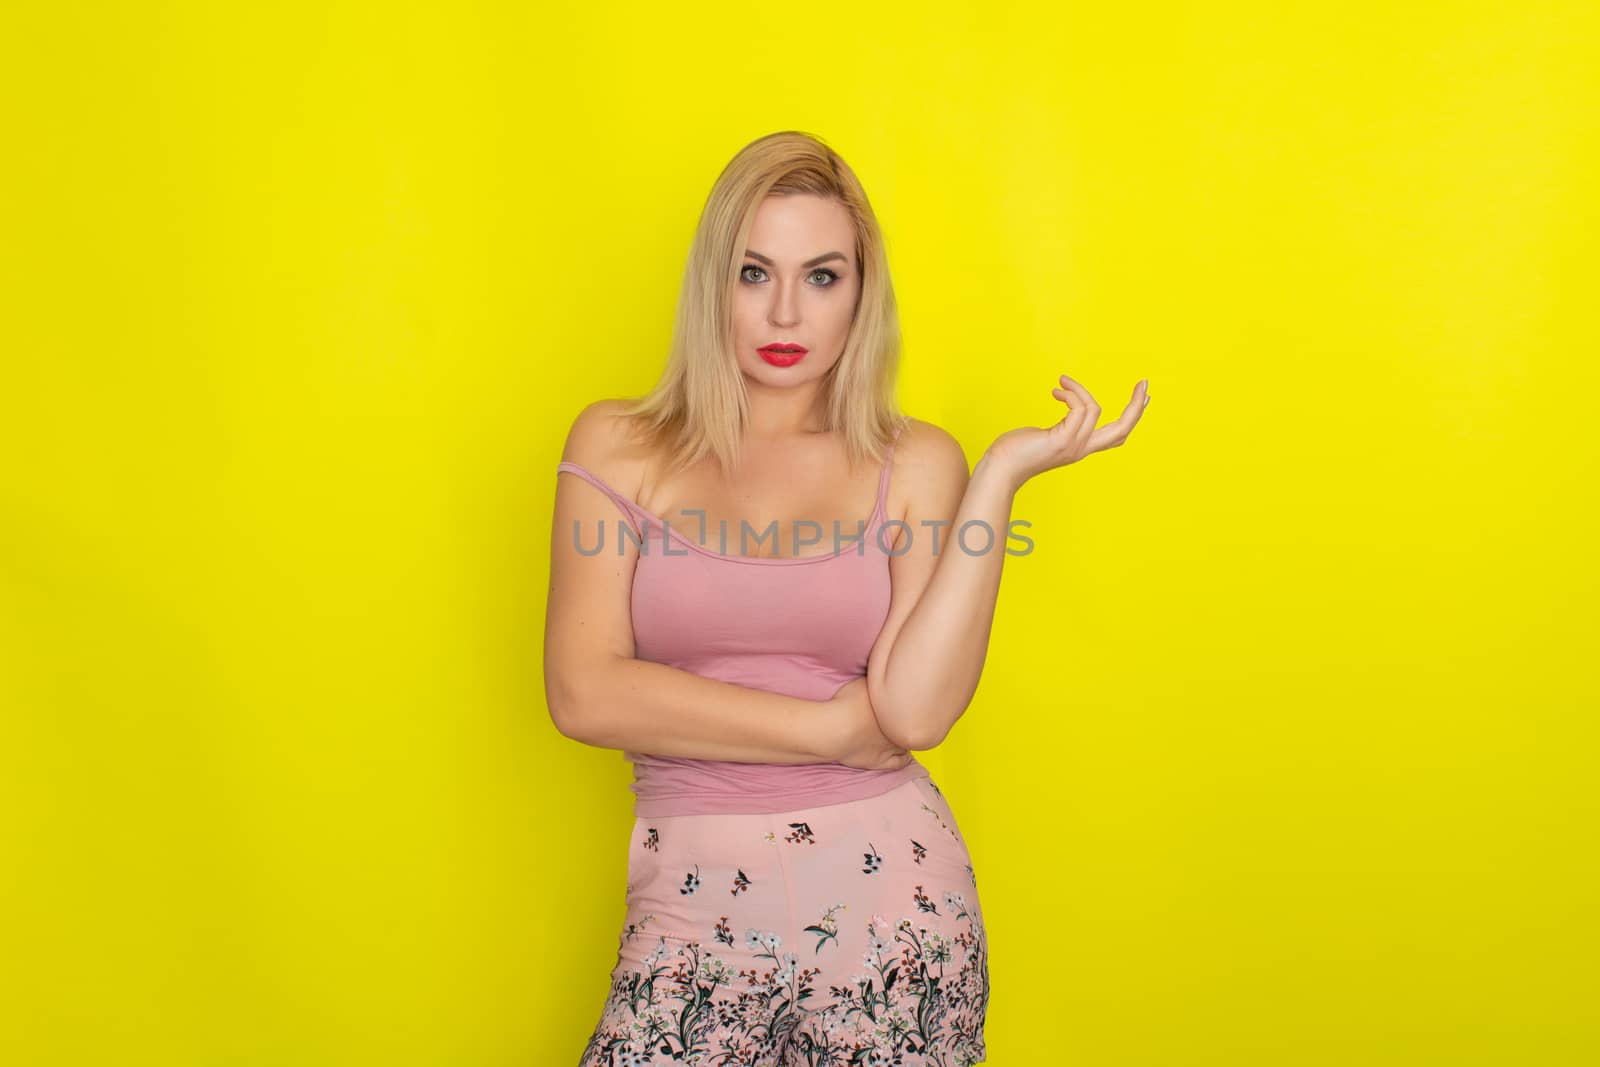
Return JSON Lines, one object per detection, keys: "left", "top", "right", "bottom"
{"left": 578, "top": 774, "right": 990, "bottom": 1066}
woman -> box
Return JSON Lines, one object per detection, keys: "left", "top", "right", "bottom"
{"left": 547, "top": 130, "right": 1149, "bottom": 1066}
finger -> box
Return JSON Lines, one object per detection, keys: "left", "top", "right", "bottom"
{"left": 1057, "top": 374, "right": 1102, "bottom": 421}
{"left": 1087, "top": 382, "right": 1150, "bottom": 452}
{"left": 1057, "top": 375, "right": 1102, "bottom": 453}
{"left": 1050, "top": 383, "right": 1089, "bottom": 415}
{"left": 1050, "top": 387, "right": 1091, "bottom": 442}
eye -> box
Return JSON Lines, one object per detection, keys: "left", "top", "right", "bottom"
{"left": 739, "top": 265, "right": 843, "bottom": 287}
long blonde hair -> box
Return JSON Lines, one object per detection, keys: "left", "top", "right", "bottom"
{"left": 619, "top": 130, "right": 907, "bottom": 478}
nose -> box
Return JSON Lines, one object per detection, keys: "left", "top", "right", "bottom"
{"left": 767, "top": 277, "right": 800, "bottom": 329}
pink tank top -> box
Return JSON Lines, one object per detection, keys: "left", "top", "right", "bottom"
{"left": 555, "top": 424, "right": 928, "bottom": 816}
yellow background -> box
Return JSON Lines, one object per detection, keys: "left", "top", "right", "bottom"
{"left": 3, "top": 2, "right": 1596, "bottom": 1063}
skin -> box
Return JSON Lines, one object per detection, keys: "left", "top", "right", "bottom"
{"left": 862, "top": 365, "right": 1149, "bottom": 753}
{"left": 725, "top": 194, "right": 1153, "bottom": 755}
{"left": 547, "top": 191, "right": 1150, "bottom": 767}
{"left": 633, "top": 193, "right": 884, "bottom": 559}
{"left": 730, "top": 193, "right": 859, "bottom": 438}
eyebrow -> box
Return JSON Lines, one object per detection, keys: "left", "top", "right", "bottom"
{"left": 744, "top": 249, "right": 849, "bottom": 269}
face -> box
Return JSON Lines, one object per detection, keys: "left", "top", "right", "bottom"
{"left": 731, "top": 193, "right": 861, "bottom": 388}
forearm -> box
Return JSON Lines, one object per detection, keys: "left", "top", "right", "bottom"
{"left": 551, "top": 656, "right": 838, "bottom": 764}
{"left": 874, "top": 454, "right": 1019, "bottom": 749}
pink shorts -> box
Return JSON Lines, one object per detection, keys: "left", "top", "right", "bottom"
{"left": 578, "top": 774, "right": 990, "bottom": 1066}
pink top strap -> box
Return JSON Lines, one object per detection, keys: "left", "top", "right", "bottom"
{"left": 556, "top": 422, "right": 905, "bottom": 549}
{"left": 555, "top": 461, "right": 647, "bottom": 541}
{"left": 553, "top": 420, "right": 913, "bottom": 816}
{"left": 873, "top": 423, "right": 903, "bottom": 525}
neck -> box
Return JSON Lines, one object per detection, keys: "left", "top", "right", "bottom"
{"left": 742, "top": 378, "right": 829, "bottom": 438}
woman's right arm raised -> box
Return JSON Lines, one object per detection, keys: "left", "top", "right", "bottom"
{"left": 543, "top": 400, "right": 911, "bottom": 771}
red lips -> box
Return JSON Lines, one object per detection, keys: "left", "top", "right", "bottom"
{"left": 758, "top": 343, "right": 807, "bottom": 367}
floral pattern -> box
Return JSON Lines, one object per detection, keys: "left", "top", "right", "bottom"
{"left": 580, "top": 890, "right": 987, "bottom": 1066}
{"left": 580, "top": 777, "right": 988, "bottom": 1065}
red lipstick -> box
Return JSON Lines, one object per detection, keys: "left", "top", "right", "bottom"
{"left": 758, "top": 343, "right": 808, "bottom": 367}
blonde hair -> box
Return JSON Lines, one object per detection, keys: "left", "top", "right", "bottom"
{"left": 618, "top": 130, "right": 907, "bottom": 478}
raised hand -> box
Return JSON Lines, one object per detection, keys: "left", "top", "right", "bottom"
{"left": 982, "top": 374, "right": 1150, "bottom": 489}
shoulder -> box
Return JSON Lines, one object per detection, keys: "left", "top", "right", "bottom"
{"left": 895, "top": 416, "right": 969, "bottom": 481}
{"left": 559, "top": 398, "right": 644, "bottom": 482}
{"left": 890, "top": 416, "right": 969, "bottom": 515}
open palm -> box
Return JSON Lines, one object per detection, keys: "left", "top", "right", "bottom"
{"left": 985, "top": 374, "right": 1151, "bottom": 487}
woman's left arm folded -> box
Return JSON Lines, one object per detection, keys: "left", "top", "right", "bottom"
{"left": 866, "top": 423, "right": 1021, "bottom": 751}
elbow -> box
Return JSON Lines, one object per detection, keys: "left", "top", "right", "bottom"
{"left": 870, "top": 678, "right": 948, "bottom": 752}
{"left": 546, "top": 651, "right": 635, "bottom": 746}
{"left": 877, "top": 701, "right": 946, "bottom": 753}
{"left": 545, "top": 664, "right": 599, "bottom": 743}
{"left": 901, "top": 723, "right": 948, "bottom": 752}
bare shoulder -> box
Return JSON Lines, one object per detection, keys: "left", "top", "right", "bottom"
{"left": 891, "top": 417, "right": 969, "bottom": 520}
{"left": 896, "top": 416, "right": 969, "bottom": 483}
{"left": 559, "top": 398, "right": 645, "bottom": 484}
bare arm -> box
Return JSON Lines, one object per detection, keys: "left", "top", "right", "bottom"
{"left": 548, "top": 654, "right": 840, "bottom": 763}
{"left": 544, "top": 400, "right": 909, "bottom": 770}
{"left": 866, "top": 421, "right": 1012, "bottom": 752}
{"left": 868, "top": 378, "right": 1151, "bottom": 750}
